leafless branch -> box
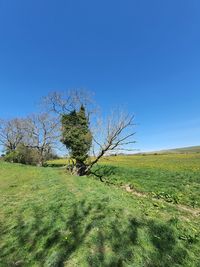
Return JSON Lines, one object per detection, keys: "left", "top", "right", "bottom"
{"left": 86, "top": 110, "right": 136, "bottom": 173}
{"left": 22, "top": 113, "right": 60, "bottom": 165}
{"left": 0, "top": 118, "right": 26, "bottom": 152}
{"left": 41, "top": 89, "right": 96, "bottom": 118}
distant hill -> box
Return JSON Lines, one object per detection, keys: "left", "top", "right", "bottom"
{"left": 153, "top": 146, "right": 200, "bottom": 154}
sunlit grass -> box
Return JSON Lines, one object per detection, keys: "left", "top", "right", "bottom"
{"left": 99, "top": 153, "right": 200, "bottom": 172}
{"left": 48, "top": 154, "right": 200, "bottom": 207}
{"left": 1, "top": 161, "right": 200, "bottom": 266}
{"left": 48, "top": 153, "right": 200, "bottom": 172}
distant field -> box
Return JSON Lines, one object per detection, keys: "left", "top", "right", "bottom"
{"left": 48, "top": 153, "right": 200, "bottom": 207}
{"left": 0, "top": 161, "right": 200, "bottom": 266}
{"left": 48, "top": 153, "right": 200, "bottom": 171}
{"left": 156, "top": 145, "right": 200, "bottom": 154}
{"left": 100, "top": 153, "right": 200, "bottom": 171}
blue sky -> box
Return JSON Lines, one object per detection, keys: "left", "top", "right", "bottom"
{"left": 0, "top": 0, "right": 200, "bottom": 152}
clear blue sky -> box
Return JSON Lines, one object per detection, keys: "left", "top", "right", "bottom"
{"left": 0, "top": 0, "right": 200, "bottom": 152}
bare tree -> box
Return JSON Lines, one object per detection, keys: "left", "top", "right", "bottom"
{"left": 41, "top": 89, "right": 95, "bottom": 117}
{"left": 85, "top": 110, "right": 136, "bottom": 177}
{"left": 0, "top": 118, "right": 25, "bottom": 153}
{"left": 23, "top": 113, "right": 59, "bottom": 166}
{"left": 41, "top": 89, "right": 136, "bottom": 177}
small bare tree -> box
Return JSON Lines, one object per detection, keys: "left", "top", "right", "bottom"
{"left": 86, "top": 110, "right": 136, "bottom": 178}
{"left": 23, "top": 113, "right": 59, "bottom": 166}
{"left": 0, "top": 118, "right": 25, "bottom": 153}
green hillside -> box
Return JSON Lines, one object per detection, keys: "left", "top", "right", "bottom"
{"left": 154, "top": 146, "right": 200, "bottom": 154}
{"left": 0, "top": 161, "right": 200, "bottom": 266}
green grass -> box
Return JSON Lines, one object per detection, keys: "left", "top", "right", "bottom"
{"left": 0, "top": 161, "right": 200, "bottom": 266}
{"left": 91, "top": 165, "right": 200, "bottom": 207}
{"left": 48, "top": 154, "right": 200, "bottom": 208}
{"left": 99, "top": 154, "right": 200, "bottom": 208}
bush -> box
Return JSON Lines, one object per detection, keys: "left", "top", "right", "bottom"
{"left": 4, "top": 145, "right": 58, "bottom": 166}
{"left": 4, "top": 151, "right": 21, "bottom": 163}
{"left": 4, "top": 145, "right": 39, "bottom": 165}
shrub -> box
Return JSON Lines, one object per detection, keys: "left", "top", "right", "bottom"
{"left": 4, "top": 145, "right": 39, "bottom": 165}
{"left": 4, "top": 150, "right": 21, "bottom": 163}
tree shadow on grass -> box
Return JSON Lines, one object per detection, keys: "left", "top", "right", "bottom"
{"left": 87, "top": 219, "right": 188, "bottom": 267}
{"left": 1, "top": 199, "right": 189, "bottom": 267}
{"left": 87, "top": 218, "right": 139, "bottom": 267}
{"left": 45, "top": 163, "right": 67, "bottom": 168}
{"left": 146, "top": 221, "right": 188, "bottom": 267}
{"left": 90, "top": 165, "right": 119, "bottom": 183}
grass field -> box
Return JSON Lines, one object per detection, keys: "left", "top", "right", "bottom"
{"left": 1, "top": 155, "right": 200, "bottom": 266}
{"left": 48, "top": 154, "right": 200, "bottom": 208}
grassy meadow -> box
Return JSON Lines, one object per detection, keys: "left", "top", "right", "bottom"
{"left": 0, "top": 153, "right": 200, "bottom": 266}
{"left": 49, "top": 153, "right": 200, "bottom": 208}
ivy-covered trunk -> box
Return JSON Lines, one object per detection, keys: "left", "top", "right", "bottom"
{"left": 61, "top": 105, "right": 93, "bottom": 176}
{"left": 73, "top": 161, "right": 87, "bottom": 176}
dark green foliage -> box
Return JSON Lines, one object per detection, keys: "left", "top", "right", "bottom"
{"left": 61, "top": 105, "right": 92, "bottom": 164}
{"left": 4, "top": 144, "right": 39, "bottom": 165}
{"left": 3, "top": 150, "right": 20, "bottom": 163}
{"left": 4, "top": 144, "right": 57, "bottom": 166}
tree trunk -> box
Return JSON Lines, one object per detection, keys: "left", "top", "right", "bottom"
{"left": 37, "top": 159, "right": 44, "bottom": 167}
{"left": 38, "top": 150, "right": 44, "bottom": 167}
{"left": 73, "top": 161, "right": 87, "bottom": 176}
